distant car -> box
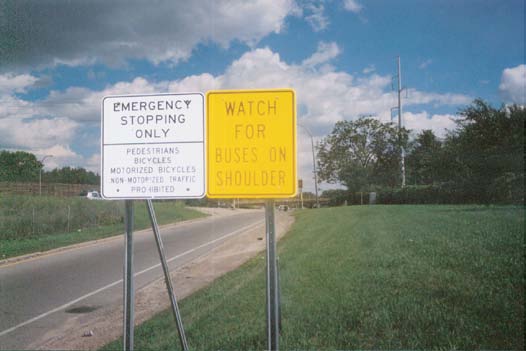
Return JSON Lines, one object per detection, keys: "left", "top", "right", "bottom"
{"left": 86, "top": 191, "right": 103, "bottom": 200}
{"left": 277, "top": 205, "right": 289, "bottom": 211}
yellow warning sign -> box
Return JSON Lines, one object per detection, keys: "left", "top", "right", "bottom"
{"left": 206, "top": 89, "right": 297, "bottom": 198}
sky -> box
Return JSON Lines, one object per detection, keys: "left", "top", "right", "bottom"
{"left": 0, "top": 0, "right": 524, "bottom": 193}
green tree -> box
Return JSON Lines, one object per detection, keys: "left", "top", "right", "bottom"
{"left": 406, "top": 129, "right": 443, "bottom": 185}
{"left": 0, "top": 150, "right": 41, "bottom": 182}
{"left": 443, "top": 99, "right": 525, "bottom": 202}
{"left": 44, "top": 167, "right": 99, "bottom": 184}
{"left": 317, "top": 117, "right": 409, "bottom": 191}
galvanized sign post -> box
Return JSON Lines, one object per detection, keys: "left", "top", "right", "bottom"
{"left": 265, "top": 200, "right": 279, "bottom": 350}
{"left": 146, "top": 200, "right": 189, "bottom": 351}
{"left": 123, "top": 200, "right": 190, "bottom": 351}
{"left": 123, "top": 200, "right": 134, "bottom": 351}
{"left": 102, "top": 93, "right": 205, "bottom": 351}
{"left": 206, "top": 89, "right": 296, "bottom": 351}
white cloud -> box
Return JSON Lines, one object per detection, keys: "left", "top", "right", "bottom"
{"left": 304, "top": 2, "right": 329, "bottom": 32}
{"left": 40, "top": 78, "right": 170, "bottom": 122}
{"left": 0, "top": 94, "right": 37, "bottom": 120}
{"left": 301, "top": 0, "right": 364, "bottom": 31}
{"left": 0, "top": 0, "right": 296, "bottom": 70}
{"left": 168, "top": 73, "right": 222, "bottom": 93}
{"left": 362, "top": 65, "right": 375, "bottom": 74}
{"left": 403, "top": 112, "right": 458, "bottom": 138}
{"left": 406, "top": 89, "right": 472, "bottom": 106}
{"left": 0, "top": 116, "right": 79, "bottom": 149}
{"left": 418, "top": 59, "right": 433, "bottom": 70}
{"left": 84, "top": 153, "right": 102, "bottom": 173}
{"left": 302, "top": 42, "right": 341, "bottom": 67}
{"left": 499, "top": 64, "right": 526, "bottom": 104}
{"left": 0, "top": 83, "right": 79, "bottom": 154}
{"left": 343, "top": 0, "right": 363, "bottom": 13}
{"left": 0, "top": 74, "right": 80, "bottom": 153}
{"left": 0, "top": 73, "right": 38, "bottom": 94}
{"left": 32, "top": 145, "right": 83, "bottom": 170}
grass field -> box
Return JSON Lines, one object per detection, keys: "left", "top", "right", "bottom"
{"left": 0, "top": 197, "right": 205, "bottom": 259}
{"left": 100, "top": 205, "right": 524, "bottom": 350}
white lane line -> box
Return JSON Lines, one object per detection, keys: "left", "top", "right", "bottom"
{"left": 0, "top": 220, "right": 264, "bottom": 338}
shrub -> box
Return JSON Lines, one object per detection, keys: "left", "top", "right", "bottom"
{"left": 322, "top": 181, "right": 524, "bottom": 206}
{"left": 376, "top": 182, "right": 524, "bottom": 205}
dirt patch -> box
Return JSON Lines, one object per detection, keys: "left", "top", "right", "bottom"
{"left": 30, "top": 208, "right": 294, "bottom": 350}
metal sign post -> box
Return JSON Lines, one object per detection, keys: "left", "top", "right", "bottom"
{"left": 265, "top": 200, "right": 279, "bottom": 351}
{"left": 123, "top": 200, "right": 134, "bottom": 351}
{"left": 146, "top": 200, "right": 189, "bottom": 351}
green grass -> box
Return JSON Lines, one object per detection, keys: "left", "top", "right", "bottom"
{"left": 0, "top": 198, "right": 205, "bottom": 259}
{"left": 0, "top": 195, "right": 125, "bottom": 239}
{"left": 100, "top": 205, "right": 524, "bottom": 350}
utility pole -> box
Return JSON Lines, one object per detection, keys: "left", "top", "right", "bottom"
{"left": 310, "top": 136, "right": 320, "bottom": 208}
{"left": 39, "top": 155, "right": 53, "bottom": 196}
{"left": 298, "top": 124, "right": 320, "bottom": 208}
{"left": 396, "top": 56, "right": 406, "bottom": 188}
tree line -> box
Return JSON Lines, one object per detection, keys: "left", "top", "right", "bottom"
{"left": 0, "top": 151, "right": 99, "bottom": 185}
{"left": 318, "top": 99, "right": 524, "bottom": 204}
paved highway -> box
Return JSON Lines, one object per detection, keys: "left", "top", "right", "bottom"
{"left": 0, "top": 208, "right": 264, "bottom": 349}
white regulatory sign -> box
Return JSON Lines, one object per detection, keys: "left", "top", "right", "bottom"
{"left": 101, "top": 93, "right": 205, "bottom": 199}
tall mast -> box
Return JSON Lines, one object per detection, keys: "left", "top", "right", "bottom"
{"left": 397, "top": 56, "right": 406, "bottom": 187}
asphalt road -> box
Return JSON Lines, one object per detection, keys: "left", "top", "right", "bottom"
{"left": 0, "top": 208, "right": 264, "bottom": 350}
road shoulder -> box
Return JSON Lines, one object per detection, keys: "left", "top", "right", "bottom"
{"left": 29, "top": 209, "right": 294, "bottom": 350}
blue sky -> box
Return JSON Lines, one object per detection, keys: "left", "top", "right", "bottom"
{"left": 0, "top": 0, "right": 524, "bottom": 192}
